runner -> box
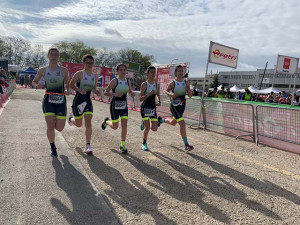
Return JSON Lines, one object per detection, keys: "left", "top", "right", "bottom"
{"left": 68, "top": 54, "right": 99, "bottom": 155}
{"left": 101, "top": 64, "right": 135, "bottom": 154}
{"left": 32, "top": 47, "right": 69, "bottom": 156}
{"left": 164, "top": 65, "right": 194, "bottom": 152}
{"left": 139, "top": 66, "right": 163, "bottom": 151}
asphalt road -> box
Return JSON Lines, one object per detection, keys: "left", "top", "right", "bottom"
{"left": 1, "top": 88, "right": 300, "bottom": 225}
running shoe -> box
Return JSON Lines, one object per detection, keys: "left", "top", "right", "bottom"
{"left": 158, "top": 116, "right": 163, "bottom": 127}
{"left": 101, "top": 117, "right": 109, "bottom": 130}
{"left": 185, "top": 144, "right": 194, "bottom": 152}
{"left": 140, "top": 120, "right": 144, "bottom": 131}
{"left": 141, "top": 143, "right": 149, "bottom": 151}
{"left": 84, "top": 145, "right": 93, "bottom": 155}
{"left": 50, "top": 148, "right": 58, "bottom": 157}
{"left": 119, "top": 146, "right": 128, "bottom": 154}
{"left": 68, "top": 113, "right": 73, "bottom": 126}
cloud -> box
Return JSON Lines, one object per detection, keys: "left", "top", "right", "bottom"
{"left": 0, "top": 0, "right": 300, "bottom": 76}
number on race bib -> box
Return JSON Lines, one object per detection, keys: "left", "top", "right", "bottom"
{"left": 144, "top": 108, "right": 155, "bottom": 117}
{"left": 172, "top": 98, "right": 182, "bottom": 107}
{"left": 115, "top": 101, "right": 126, "bottom": 110}
{"left": 48, "top": 94, "right": 64, "bottom": 104}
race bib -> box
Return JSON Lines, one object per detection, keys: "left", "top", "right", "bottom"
{"left": 115, "top": 101, "right": 126, "bottom": 110}
{"left": 49, "top": 94, "right": 64, "bottom": 104}
{"left": 172, "top": 98, "right": 182, "bottom": 107}
{"left": 77, "top": 101, "right": 87, "bottom": 114}
{"left": 144, "top": 108, "right": 155, "bottom": 117}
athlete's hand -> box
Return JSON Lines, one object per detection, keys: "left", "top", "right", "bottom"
{"left": 148, "top": 90, "right": 155, "bottom": 96}
{"left": 114, "top": 92, "right": 123, "bottom": 97}
{"left": 79, "top": 89, "right": 87, "bottom": 95}
{"left": 156, "top": 102, "right": 161, "bottom": 106}
{"left": 171, "top": 93, "right": 178, "bottom": 99}
{"left": 95, "top": 89, "right": 100, "bottom": 96}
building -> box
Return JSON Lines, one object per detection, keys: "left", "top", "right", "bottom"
{"left": 188, "top": 74, "right": 217, "bottom": 91}
{"left": 218, "top": 69, "right": 300, "bottom": 93}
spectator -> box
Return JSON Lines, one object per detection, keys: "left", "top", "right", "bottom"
{"left": 266, "top": 91, "right": 275, "bottom": 103}
{"left": 242, "top": 88, "right": 252, "bottom": 101}
{"left": 213, "top": 87, "right": 218, "bottom": 98}
{"left": 217, "top": 86, "right": 225, "bottom": 98}
{"left": 225, "top": 88, "right": 234, "bottom": 99}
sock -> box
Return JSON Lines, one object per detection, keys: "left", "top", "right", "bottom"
{"left": 182, "top": 137, "right": 188, "bottom": 146}
{"left": 68, "top": 116, "right": 72, "bottom": 122}
{"left": 143, "top": 139, "right": 147, "bottom": 145}
{"left": 121, "top": 141, "right": 125, "bottom": 147}
{"left": 50, "top": 142, "right": 56, "bottom": 149}
{"left": 161, "top": 118, "right": 165, "bottom": 123}
{"left": 86, "top": 143, "right": 90, "bottom": 146}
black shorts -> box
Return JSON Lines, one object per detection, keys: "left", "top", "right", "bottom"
{"left": 110, "top": 99, "right": 128, "bottom": 123}
{"left": 140, "top": 106, "right": 157, "bottom": 121}
{"left": 42, "top": 95, "right": 67, "bottom": 119}
{"left": 170, "top": 101, "right": 186, "bottom": 122}
{"left": 72, "top": 100, "right": 93, "bottom": 119}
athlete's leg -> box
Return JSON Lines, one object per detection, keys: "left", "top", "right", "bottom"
{"left": 45, "top": 116, "right": 56, "bottom": 142}
{"left": 120, "top": 117, "right": 127, "bottom": 141}
{"left": 150, "top": 120, "right": 158, "bottom": 131}
{"left": 143, "top": 119, "right": 151, "bottom": 140}
{"left": 71, "top": 117, "right": 83, "bottom": 127}
{"left": 84, "top": 114, "right": 93, "bottom": 144}
{"left": 55, "top": 118, "right": 66, "bottom": 132}
{"left": 165, "top": 117, "right": 177, "bottom": 126}
{"left": 178, "top": 119, "right": 187, "bottom": 138}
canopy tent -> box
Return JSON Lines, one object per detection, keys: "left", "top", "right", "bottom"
{"left": 229, "top": 85, "right": 244, "bottom": 93}
{"left": 19, "top": 67, "right": 37, "bottom": 76}
{"left": 248, "top": 85, "right": 259, "bottom": 94}
{"left": 257, "top": 86, "right": 281, "bottom": 94}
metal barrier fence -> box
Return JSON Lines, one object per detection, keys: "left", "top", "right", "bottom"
{"left": 256, "top": 105, "right": 300, "bottom": 145}
{"left": 202, "top": 100, "right": 256, "bottom": 142}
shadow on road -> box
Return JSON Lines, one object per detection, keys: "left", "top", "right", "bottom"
{"left": 51, "top": 155, "right": 119, "bottom": 225}
{"left": 75, "top": 147, "right": 176, "bottom": 225}
{"left": 111, "top": 150, "right": 231, "bottom": 224}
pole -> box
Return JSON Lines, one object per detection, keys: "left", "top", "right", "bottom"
{"left": 291, "top": 73, "right": 297, "bottom": 105}
{"left": 259, "top": 61, "right": 268, "bottom": 90}
{"left": 198, "top": 58, "right": 209, "bottom": 129}
{"left": 272, "top": 64, "right": 276, "bottom": 87}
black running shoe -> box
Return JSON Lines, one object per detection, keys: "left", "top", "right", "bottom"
{"left": 158, "top": 116, "right": 163, "bottom": 127}
{"left": 101, "top": 117, "right": 109, "bottom": 130}
{"left": 120, "top": 146, "right": 128, "bottom": 154}
{"left": 50, "top": 148, "right": 58, "bottom": 157}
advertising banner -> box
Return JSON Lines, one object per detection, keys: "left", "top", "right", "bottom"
{"left": 276, "top": 55, "right": 299, "bottom": 74}
{"left": 208, "top": 41, "right": 239, "bottom": 68}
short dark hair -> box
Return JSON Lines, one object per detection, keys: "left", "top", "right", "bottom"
{"left": 146, "top": 66, "right": 156, "bottom": 74}
{"left": 82, "top": 54, "right": 94, "bottom": 63}
{"left": 116, "top": 63, "right": 127, "bottom": 71}
{"left": 48, "top": 47, "right": 59, "bottom": 55}
{"left": 175, "top": 65, "right": 183, "bottom": 73}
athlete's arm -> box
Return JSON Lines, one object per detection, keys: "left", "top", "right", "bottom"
{"left": 104, "top": 79, "right": 120, "bottom": 97}
{"left": 186, "top": 81, "right": 193, "bottom": 98}
{"left": 93, "top": 74, "right": 100, "bottom": 95}
{"left": 62, "top": 67, "right": 69, "bottom": 95}
{"left": 165, "top": 82, "right": 177, "bottom": 99}
{"left": 156, "top": 83, "right": 161, "bottom": 106}
{"left": 32, "top": 67, "right": 45, "bottom": 87}
{"left": 139, "top": 82, "right": 147, "bottom": 101}
{"left": 70, "top": 71, "right": 86, "bottom": 95}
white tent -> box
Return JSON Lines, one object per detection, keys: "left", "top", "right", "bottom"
{"left": 257, "top": 87, "right": 281, "bottom": 94}
{"left": 248, "top": 85, "right": 259, "bottom": 94}
{"left": 217, "top": 85, "right": 223, "bottom": 90}
{"left": 230, "top": 85, "right": 243, "bottom": 93}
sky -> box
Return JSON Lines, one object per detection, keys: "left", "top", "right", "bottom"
{"left": 0, "top": 0, "right": 300, "bottom": 77}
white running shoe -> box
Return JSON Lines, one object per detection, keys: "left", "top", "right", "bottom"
{"left": 84, "top": 145, "right": 93, "bottom": 155}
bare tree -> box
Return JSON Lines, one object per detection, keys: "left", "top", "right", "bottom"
{"left": 25, "top": 44, "right": 47, "bottom": 69}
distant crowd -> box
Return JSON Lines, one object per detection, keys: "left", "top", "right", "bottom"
{"left": 205, "top": 86, "right": 300, "bottom": 106}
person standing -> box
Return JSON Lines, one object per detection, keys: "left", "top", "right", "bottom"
{"left": 139, "top": 66, "right": 163, "bottom": 151}
{"left": 32, "top": 47, "right": 69, "bottom": 156}
{"left": 68, "top": 54, "right": 99, "bottom": 155}
{"left": 101, "top": 64, "right": 135, "bottom": 153}
{"left": 164, "top": 65, "right": 194, "bottom": 152}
